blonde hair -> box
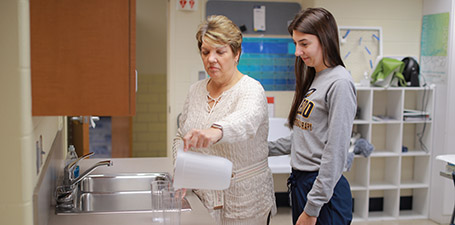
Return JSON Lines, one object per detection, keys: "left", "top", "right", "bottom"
{"left": 196, "top": 15, "right": 243, "bottom": 59}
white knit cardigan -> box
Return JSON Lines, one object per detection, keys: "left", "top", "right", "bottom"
{"left": 173, "top": 76, "right": 276, "bottom": 224}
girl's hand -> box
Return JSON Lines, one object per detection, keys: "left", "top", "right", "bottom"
{"left": 182, "top": 128, "right": 222, "bottom": 151}
{"left": 296, "top": 211, "right": 317, "bottom": 225}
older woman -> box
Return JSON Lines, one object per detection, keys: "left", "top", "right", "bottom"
{"left": 173, "top": 15, "right": 276, "bottom": 225}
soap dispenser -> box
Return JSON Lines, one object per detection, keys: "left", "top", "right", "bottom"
{"left": 66, "top": 145, "right": 79, "bottom": 178}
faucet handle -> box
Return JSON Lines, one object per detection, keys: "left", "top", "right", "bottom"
{"left": 63, "top": 152, "right": 95, "bottom": 186}
{"left": 66, "top": 152, "right": 94, "bottom": 171}
{"left": 97, "top": 160, "right": 113, "bottom": 167}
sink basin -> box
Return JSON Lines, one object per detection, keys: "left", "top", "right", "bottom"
{"left": 78, "top": 191, "right": 191, "bottom": 214}
{"left": 56, "top": 172, "right": 191, "bottom": 214}
{"left": 79, "top": 172, "right": 171, "bottom": 192}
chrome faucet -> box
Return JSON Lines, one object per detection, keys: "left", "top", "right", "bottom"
{"left": 62, "top": 152, "right": 94, "bottom": 187}
{"left": 71, "top": 159, "right": 112, "bottom": 186}
{"left": 56, "top": 152, "right": 113, "bottom": 212}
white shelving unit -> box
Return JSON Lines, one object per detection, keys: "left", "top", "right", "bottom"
{"left": 345, "top": 86, "right": 434, "bottom": 222}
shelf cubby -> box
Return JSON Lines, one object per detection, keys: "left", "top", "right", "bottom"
{"left": 369, "top": 156, "right": 400, "bottom": 189}
{"left": 344, "top": 157, "right": 369, "bottom": 190}
{"left": 403, "top": 88, "right": 434, "bottom": 118}
{"left": 368, "top": 189, "right": 399, "bottom": 220}
{"left": 400, "top": 155, "right": 430, "bottom": 188}
{"left": 402, "top": 123, "right": 432, "bottom": 154}
{"left": 398, "top": 188, "right": 429, "bottom": 219}
{"left": 371, "top": 123, "right": 402, "bottom": 155}
{"left": 372, "top": 89, "right": 403, "bottom": 122}
{"left": 352, "top": 190, "right": 368, "bottom": 221}
{"left": 352, "top": 124, "right": 370, "bottom": 141}
{"left": 355, "top": 88, "right": 372, "bottom": 122}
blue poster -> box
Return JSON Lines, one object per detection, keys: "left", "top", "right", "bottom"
{"left": 238, "top": 37, "right": 296, "bottom": 91}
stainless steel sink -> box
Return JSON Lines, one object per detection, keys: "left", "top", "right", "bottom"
{"left": 79, "top": 172, "right": 171, "bottom": 192}
{"left": 77, "top": 191, "right": 191, "bottom": 213}
{"left": 56, "top": 172, "right": 191, "bottom": 215}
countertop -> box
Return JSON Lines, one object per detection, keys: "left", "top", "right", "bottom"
{"left": 48, "top": 157, "right": 215, "bottom": 225}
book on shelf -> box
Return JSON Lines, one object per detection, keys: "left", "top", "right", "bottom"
{"left": 403, "top": 109, "right": 430, "bottom": 121}
{"left": 403, "top": 115, "right": 431, "bottom": 121}
{"left": 403, "top": 109, "right": 429, "bottom": 116}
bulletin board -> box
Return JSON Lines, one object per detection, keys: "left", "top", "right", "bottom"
{"left": 339, "top": 26, "right": 383, "bottom": 83}
{"left": 206, "top": 1, "right": 300, "bottom": 91}
{"left": 237, "top": 37, "right": 296, "bottom": 91}
{"left": 206, "top": 1, "right": 301, "bottom": 35}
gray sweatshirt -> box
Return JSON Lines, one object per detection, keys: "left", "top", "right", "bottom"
{"left": 269, "top": 65, "right": 357, "bottom": 217}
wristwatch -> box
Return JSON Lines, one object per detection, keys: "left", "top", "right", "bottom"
{"left": 211, "top": 123, "right": 223, "bottom": 143}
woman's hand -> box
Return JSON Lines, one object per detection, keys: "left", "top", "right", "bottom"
{"left": 182, "top": 127, "right": 222, "bottom": 151}
{"left": 178, "top": 188, "right": 187, "bottom": 198}
{"left": 296, "top": 211, "right": 317, "bottom": 225}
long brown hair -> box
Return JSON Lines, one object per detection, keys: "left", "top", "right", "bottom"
{"left": 287, "top": 8, "right": 345, "bottom": 127}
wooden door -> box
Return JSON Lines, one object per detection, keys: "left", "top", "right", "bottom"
{"left": 69, "top": 116, "right": 132, "bottom": 157}
{"left": 30, "top": 0, "right": 136, "bottom": 116}
{"left": 69, "top": 120, "right": 90, "bottom": 157}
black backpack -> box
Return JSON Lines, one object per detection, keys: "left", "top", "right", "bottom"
{"left": 400, "top": 57, "right": 420, "bottom": 87}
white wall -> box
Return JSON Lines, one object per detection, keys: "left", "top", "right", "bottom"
{"left": 0, "top": 1, "right": 64, "bottom": 224}
{"left": 136, "top": 0, "right": 167, "bottom": 75}
{"left": 133, "top": 0, "right": 168, "bottom": 157}
{"left": 424, "top": 0, "right": 455, "bottom": 223}
{"left": 318, "top": 0, "right": 422, "bottom": 57}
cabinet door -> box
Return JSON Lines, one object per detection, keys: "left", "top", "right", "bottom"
{"left": 30, "top": 0, "right": 136, "bottom": 116}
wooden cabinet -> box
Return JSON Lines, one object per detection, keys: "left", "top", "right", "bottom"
{"left": 30, "top": 0, "right": 136, "bottom": 116}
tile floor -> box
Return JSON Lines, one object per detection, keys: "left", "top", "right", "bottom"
{"left": 269, "top": 207, "right": 443, "bottom": 225}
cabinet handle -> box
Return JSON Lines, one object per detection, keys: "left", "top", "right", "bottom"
{"left": 71, "top": 116, "right": 100, "bottom": 128}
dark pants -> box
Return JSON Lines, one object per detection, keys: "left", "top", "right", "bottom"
{"left": 288, "top": 169, "right": 352, "bottom": 225}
